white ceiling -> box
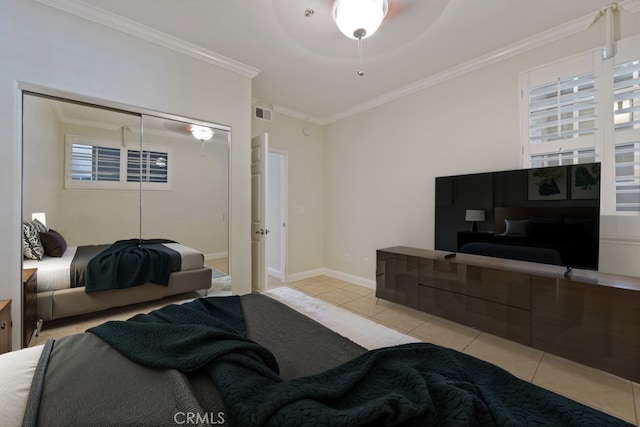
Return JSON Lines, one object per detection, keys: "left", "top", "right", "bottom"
{"left": 51, "top": 0, "right": 631, "bottom": 123}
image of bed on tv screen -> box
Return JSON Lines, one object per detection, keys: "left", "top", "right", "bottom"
{"left": 435, "top": 163, "right": 600, "bottom": 270}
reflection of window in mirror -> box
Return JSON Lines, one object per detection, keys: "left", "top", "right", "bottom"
{"left": 64, "top": 135, "right": 172, "bottom": 190}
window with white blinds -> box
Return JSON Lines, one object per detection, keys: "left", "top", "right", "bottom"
{"left": 70, "top": 144, "right": 120, "bottom": 182}
{"left": 126, "top": 149, "right": 169, "bottom": 184}
{"left": 615, "top": 142, "right": 640, "bottom": 212}
{"left": 614, "top": 59, "right": 640, "bottom": 131}
{"left": 521, "top": 35, "right": 640, "bottom": 215}
{"left": 531, "top": 148, "right": 596, "bottom": 168}
{"left": 529, "top": 72, "right": 597, "bottom": 145}
{"left": 65, "top": 135, "right": 170, "bottom": 190}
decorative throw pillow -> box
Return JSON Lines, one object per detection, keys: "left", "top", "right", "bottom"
{"left": 30, "top": 218, "right": 48, "bottom": 233}
{"left": 502, "top": 219, "right": 529, "bottom": 236}
{"left": 40, "top": 229, "right": 67, "bottom": 257}
{"left": 23, "top": 221, "right": 45, "bottom": 260}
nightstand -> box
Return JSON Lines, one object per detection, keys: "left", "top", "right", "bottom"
{"left": 23, "top": 268, "right": 39, "bottom": 348}
{"left": 0, "top": 299, "right": 11, "bottom": 354}
{"left": 457, "top": 231, "right": 494, "bottom": 251}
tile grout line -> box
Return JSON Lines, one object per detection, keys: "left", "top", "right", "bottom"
{"left": 529, "top": 351, "right": 546, "bottom": 386}
{"left": 631, "top": 382, "right": 639, "bottom": 426}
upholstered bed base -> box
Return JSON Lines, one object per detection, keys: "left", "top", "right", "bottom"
{"left": 37, "top": 267, "right": 212, "bottom": 321}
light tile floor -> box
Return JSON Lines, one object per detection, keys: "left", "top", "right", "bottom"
{"left": 32, "top": 274, "right": 639, "bottom": 425}
{"left": 283, "top": 275, "right": 640, "bottom": 426}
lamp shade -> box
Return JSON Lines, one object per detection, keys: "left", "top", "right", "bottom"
{"left": 465, "top": 210, "right": 485, "bottom": 222}
{"left": 333, "top": 0, "right": 388, "bottom": 39}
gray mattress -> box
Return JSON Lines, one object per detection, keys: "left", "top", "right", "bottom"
{"left": 23, "top": 294, "right": 366, "bottom": 427}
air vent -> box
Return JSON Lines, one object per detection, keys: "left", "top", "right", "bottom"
{"left": 255, "top": 107, "right": 272, "bottom": 122}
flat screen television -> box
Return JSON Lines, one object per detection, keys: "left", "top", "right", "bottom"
{"left": 434, "top": 163, "right": 600, "bottom": 270}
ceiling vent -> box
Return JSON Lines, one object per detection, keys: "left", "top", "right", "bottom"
{"left": 255, "top": 107, "right": 272, "bottom": 122}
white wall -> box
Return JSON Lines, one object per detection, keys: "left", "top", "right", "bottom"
{"left": 323, "top": 8, "right": 640, "bottom": 284}
{"left": 0, "top": 0, "right": 252, "bottom": 350}
{"left": 252, "top": 112, "right": 326, "bottom": 278}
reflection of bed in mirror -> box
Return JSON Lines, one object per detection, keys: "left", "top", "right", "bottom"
{"left": 460, "top": 206, "right": 599, "bottom": 269}
{"left": 23, "top": 236, "right": 212, "bottom": 321}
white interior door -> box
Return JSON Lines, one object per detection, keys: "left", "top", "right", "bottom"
{"left": 251, "top": 133, "right": 268, "bottom": 292}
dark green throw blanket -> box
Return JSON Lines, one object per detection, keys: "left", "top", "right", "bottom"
{"left": 89, "top": 297, "right": 632, "bottom": 427}
{"left": 85, "top": 238, "right": 178, "bottom": 293}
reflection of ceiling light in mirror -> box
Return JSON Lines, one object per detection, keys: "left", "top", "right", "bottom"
{"left": 333, "top": 0, "right": 388, "bottom": 40}
{"left": 190, "top": 125, "right": 214, "bottom": 141}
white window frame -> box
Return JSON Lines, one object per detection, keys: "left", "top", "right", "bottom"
{"left": 520, "top": 34, "right": 640, "bottom": 216}
{"left": 65, "top": 135, "right": 172, "bottom": 191}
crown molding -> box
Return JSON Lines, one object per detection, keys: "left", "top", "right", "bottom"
{"left": 271, "top": 104, "right": 326, "bottom": 126}
{"left": 35, "top": 0, "right": 260, "bottom": 79}
{"left": 325, "top": 10, "right": 599, "bottom": 124}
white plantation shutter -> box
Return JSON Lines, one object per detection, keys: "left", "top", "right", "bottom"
{"left": 70, "top": 143, "right": 120, "bottom": 182}
{"left": 614, "top": 59, "right": 640, "bottom": 131}
{"left": 531, "top": 148, "right": 596, "bottom": 168}
{"left": 521, "top": 37, "right": 640, "bottom": 215}
{"left": 529, "top": 72, "right": 597, "bottom": 144}
{"left": 613, "top": 55, "right": 640, "bottom": 213}
{"left": 523, "top": 52, "right": 599, "bottom": 165}
{"left": 614, "top": 142, "right": 640, "bottom": 212}
{"left": 65, "top": 135, "right": 170, "bottom": 190}
{"left": 127, "top": 149, "right": 169, "bottom": 184}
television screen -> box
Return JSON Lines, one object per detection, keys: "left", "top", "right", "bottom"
{"left": 434, "top": 163, "right": 600, "bottom": 270}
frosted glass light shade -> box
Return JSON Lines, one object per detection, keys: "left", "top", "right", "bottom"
{"left": 190, "top": 125, "right": 213, "bottom": 141}
{"left": 333, "top": 0, "right": 388, "bottom": 39}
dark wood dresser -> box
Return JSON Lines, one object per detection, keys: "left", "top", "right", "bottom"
{"left": 0, "top": 299, "right": 11, "bottom": 354}
{"left": 23, "top": 268, "right": 38, "bottom": 348}
{"left": 377, "top": 246, "right": 640, "bottom": 383}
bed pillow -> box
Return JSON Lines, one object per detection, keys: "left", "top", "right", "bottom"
{"left": 502, "top": 219, "right": 529, "bottom": 236}
{"left": 23, "top": 220, "right": 45, "bottom": 260}
{"left": 40, "top": 229, "right": 67, "bottom": 257}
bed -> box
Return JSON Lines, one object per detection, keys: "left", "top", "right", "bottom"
{"left": 460, "top": 206, "right": 599, "bottom": 268}
{"left": 1, "top": 294, "right": 633, "bottom": 427}
{"left": 22, "top": 227, "right": 212, "bottom": 321}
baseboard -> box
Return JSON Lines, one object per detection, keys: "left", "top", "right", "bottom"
{"left": 323, "top": 269, "right": 376, "bottom": 290}
{"left": 286, "top": 268, "right": 375, "bottom": 290}
{"left": 286, "top": 268, "right": 326, "bottom": 283}
{"left": 268, "top": 267, "right": 282, "bottom": 279}
{"left": 204, "top": 252, "right": 228, "bottom": 260}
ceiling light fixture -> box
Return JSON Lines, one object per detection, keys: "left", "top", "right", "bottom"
{"left": 332, "top": 0, "right": 388, "bottom": 77}
{"left": 333, "top": 0, "right": 388, "bottom": 40}
{"left": 190, "top": 125, "right": 214, "bottom": 156}
{"left": 190, "top": 125, "right": 213, "bottom": 141}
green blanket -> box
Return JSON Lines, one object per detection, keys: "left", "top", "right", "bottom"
{"left": 85, "top": 238, "right": 177, "bottom": 293}
{"left": 89, "top": 297, "right": 633, "bottom": 427}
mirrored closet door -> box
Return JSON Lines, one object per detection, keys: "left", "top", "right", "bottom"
{"left": 22, "top": 92, "right": 229, "bottom": 276}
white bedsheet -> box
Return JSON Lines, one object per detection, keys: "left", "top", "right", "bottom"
{"left": 23, "top": 243, "right": 205, "bottom": 293}
{"left": 0, "top": 345, "right": 44, "bottom": 427}
{"left": 23, "top": 247, "right": 77, "bottom": 292}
